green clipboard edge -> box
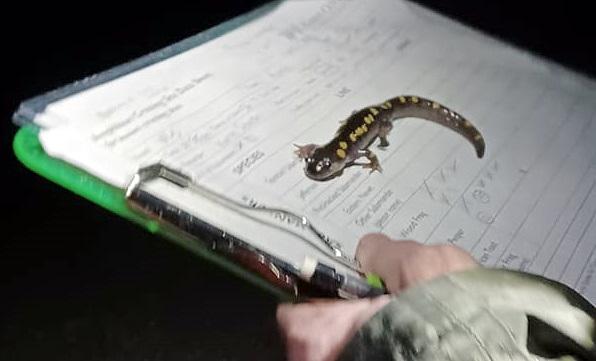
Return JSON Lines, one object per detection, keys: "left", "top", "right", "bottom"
{"left": 13, "top": 124, "right": 292, "bottom": 301}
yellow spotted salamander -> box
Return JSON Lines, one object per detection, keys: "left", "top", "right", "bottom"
{"left": 295, "top": 95, "right": 485, "bottom": 181}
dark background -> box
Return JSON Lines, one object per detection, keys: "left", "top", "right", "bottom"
{"left": 1, "top": 1, "right": 594, "bottom": 360}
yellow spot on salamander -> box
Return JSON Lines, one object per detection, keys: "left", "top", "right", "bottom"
{"left": 432, "top": 102, "right": 440, "bottom": 109}
{"left": 369, "top": 108, "right": 379, "bottom": 115}
{"left": 398, "top": 96, "right": 406, "bottom": 104}
{"left": 336, "top": 148, "right": 346, "bottom": 159}
{"left": 364, "top": 114, "right": 374, "bottom": 124}
{"left": 411, "top": 96, "right": 419, "bottom": 103}
{"left": 474, "top": 134, "right": 482, "bottom": 141}
{"left": 463, "top": 120, "right": 473, "bottom": 128}
{"left": 349, "top": 132, "right": 358, "bottom": 142}
{"left": 339, "top": 141, "right": 348, "bottom": 149}
{"left": 355, "top": 126, "right": 364, "bottom": 136}
{"left": 361, "top": 123, "right": 368, "bottom": 132}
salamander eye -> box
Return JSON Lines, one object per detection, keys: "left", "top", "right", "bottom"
{"left": 315, "top": 161, "right": 324, "bottom": 172}
{"left": 315, "top": 158, "right": 331, "bottom": 172}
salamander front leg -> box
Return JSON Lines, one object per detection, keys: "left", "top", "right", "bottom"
{"left": 294, "top": 144, "right": 317, "bottom": 159}
{"left": 378, "top": 120, "right": 393, "bottom": 149}
{"left": 352, "top": 149, "right": 382, "bottom": 174}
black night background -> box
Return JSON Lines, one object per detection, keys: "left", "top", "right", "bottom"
{"left": 1, "top": 1, "right": 594, "bottom": 360}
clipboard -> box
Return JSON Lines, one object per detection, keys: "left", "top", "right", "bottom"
{"left": 12, "top": 2, "right": 385, "bottom": 300}
{"left": 16, "top": 0, "right": 596, "bottom": 303}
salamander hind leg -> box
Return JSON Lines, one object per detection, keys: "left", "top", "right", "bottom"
{"left": 378, "top": 120, "right": 393, "bottom": 149}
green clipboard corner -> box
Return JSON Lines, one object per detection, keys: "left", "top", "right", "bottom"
{"left": 13, "top": 124, "right": 292, "bottom": 301}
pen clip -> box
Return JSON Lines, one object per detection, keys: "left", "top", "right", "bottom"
{"left": 126, "top": 162, "right": 361, "bottom": 271}
{"left": 125, "top": 163, "right": 300, "bottom": 296}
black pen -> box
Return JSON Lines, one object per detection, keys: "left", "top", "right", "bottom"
{"left": 299, "top": 256, "right": 387, "bottom": 298}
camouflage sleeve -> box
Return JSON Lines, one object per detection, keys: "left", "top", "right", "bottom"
{"left": 339, "top": 268, "right": 595, "bottom": 361}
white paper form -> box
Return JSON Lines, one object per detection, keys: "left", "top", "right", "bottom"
{"left": 35, "top": 0, "right": 596, "bottom": 301}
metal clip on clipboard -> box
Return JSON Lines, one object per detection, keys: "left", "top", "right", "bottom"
{"left": 124, "top": 163, "right": 386, "bottom": 299}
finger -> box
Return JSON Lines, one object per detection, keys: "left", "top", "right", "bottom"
{"left": 355, "top": 235, "right": 478, "bottom": 293}
{"left": 356, "top": 234, "right": 422, "bottom": 278}
{"left": 276, "top": 296, "right": 391, "bottom": 361}
{"left": 354, "top": 232, "right": 392, "bottom": 271}
{"left": 276, "top": 297, "right": 390, "bottom": 332}
{"left": 431, "top": 244, "right": 479, "bottom": 270}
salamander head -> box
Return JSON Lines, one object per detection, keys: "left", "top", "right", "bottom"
{"left": 295, "top": 144, "right": 343, "bottom": 181}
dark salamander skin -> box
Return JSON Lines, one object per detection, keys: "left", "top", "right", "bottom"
{"left": 295, "top": 95, "right": 485, "bottom": 181}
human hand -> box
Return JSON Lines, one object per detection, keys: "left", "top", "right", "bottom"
{"left": 276, "top": 233, "right": 478, "bottom": 361}
{"left": 355, "top": 233, "right": 478, "bottom": 293}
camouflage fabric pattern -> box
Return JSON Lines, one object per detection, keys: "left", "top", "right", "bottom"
{"left": 340, "top": 268, "right": 595, "bottom": 361}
